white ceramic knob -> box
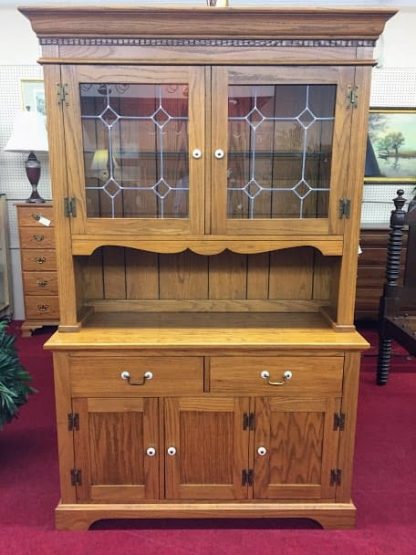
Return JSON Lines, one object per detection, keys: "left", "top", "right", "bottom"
{"left": 146, "top": 447, "right": 156, "bottom": 457}
{"left": 144, "top": 371, "right": 153, "bottom": 380}
{"left": 283, "top": 370, "right": 293, "bottom": 380}
{"left": 121, "top": 371, "right": 130, "bottom": 380}
{"left": 214, "top": 149, "right": 225, "bottom": 159}
{"left": 167, "top": 447, "right": 176, "bottom": 456}
{"left": 192, "top": 149, "right": 202, "bottom": 159}
{"left": 257, "top": 446, "right": 267, "bottom": 456}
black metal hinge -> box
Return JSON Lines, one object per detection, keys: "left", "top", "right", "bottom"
{"left": 243, "top": 412, "right": 255, "bottom": 431}
{"left": 333, "top": 412, "right": 345, "bottom": 431}
{"left": 330, "top": 468, "right": 342, "bottom": 486}
{"left": 242, "top": 469, "right": 254, "bottom": 486}
{"left": 347, "top": 85, "right": 359, "bottom": 108}
{"left": 64, "top": 197, "right": 77, "bottom": 218}
{"left": 68, "top": 413, "right": 79, "bottom": 431}
{"left": 57, "top": 83, "right": 69, "bottom": 106}
{"left": 339, "top": 198, "right": 351, "bottom": 219}
{"left": 70, "top": 468, "right": 82, "bottom": 486}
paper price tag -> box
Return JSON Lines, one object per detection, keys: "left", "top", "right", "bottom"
{"left": 38, "top": 216, "right": 51, "bottom": 227}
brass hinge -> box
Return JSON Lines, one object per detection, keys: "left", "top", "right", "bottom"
{"left": 339, "top": 198, "right": 351, "bottom": 219}
{"left": 57, "top": 83, "right": 69, "bottom": 106}
{"left": 242, "top": 469, "right": 254, "bottom": 486}
{"left": 64, "top": 197, "right": 77, "bottom": 218}
{"left": 70, "top": 468, "right": 82, "bottom": 486}
{"left": 330, "top": 468, "right": 342, "bottom": 486}
{"left": 68, "top": 413, "right": 79, "bottom": 431}
{"left": 333, "top": 412, "right": 345, "bottom": 431}
{"left": 243, "top": 412, "right": 255, "bottom": 431}
{"left": 347, "top": 86, "right": 358, "bottom": 108}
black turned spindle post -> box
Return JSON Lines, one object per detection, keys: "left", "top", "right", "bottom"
{"left": 377, "top": 189, "right": 407, "bottom": 385}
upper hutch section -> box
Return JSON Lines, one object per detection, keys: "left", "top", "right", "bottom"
{"left": 20, "top": 6, "right": 395, "bottom": 253}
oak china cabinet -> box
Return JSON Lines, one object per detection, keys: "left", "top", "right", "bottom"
{"left": 21, "top": 5, "right": 394, "bottom": 530}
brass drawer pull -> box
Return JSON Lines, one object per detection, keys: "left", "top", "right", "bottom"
{"left": 33, "top": 234, "right": 45, "bottom": 242}
{"left": 260, "top": 369, "right": 293, "bottom": 386}
{"left": 36, "top": 279, "right": 49, "bottom": 288}
{"left": 34, "top": 256, "right": 46, "bottom": 264}
{"left": 37, "top": 304, "right": 49, "bottom": 312}
{"left": 120, "top": 370, "right": 153, "bottom": 385}
{"left": 32, "top": 213, "right": 41, "bottom": 221}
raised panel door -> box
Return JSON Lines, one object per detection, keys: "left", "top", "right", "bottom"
{"left": 211, "top": 66, "right": 354, "bottom": 236}
{"left": 73, "top": 397, "right": 159, "bottom": 502}
{"left": 165, "top": 397, "right": 250, "bottom": 500}
{"left": 253, "top": 397, "right": 339, "bottom": 500}
{"left": 62, "top": 65, "right": 205, "bottom": 237}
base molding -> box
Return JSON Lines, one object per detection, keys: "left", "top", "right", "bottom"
{"left": 55, "top": 501, "right": 356, "bottom": 530}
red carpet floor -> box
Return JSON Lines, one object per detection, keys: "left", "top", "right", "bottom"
{"left": 0, "top": 324, "right": 415, "bottom": 554}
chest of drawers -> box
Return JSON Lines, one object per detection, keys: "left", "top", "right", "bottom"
{"left": 17, "top": 203, "right": 59, "bottom": 335}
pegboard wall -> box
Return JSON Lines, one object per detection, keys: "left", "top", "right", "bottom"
{"left": 0, "top": 65, "right": 51, "bottom": 319}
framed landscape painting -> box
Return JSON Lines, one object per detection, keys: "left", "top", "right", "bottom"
{"left": 365, "top": 108, "right": 416, "bottom": 183}
{"left": 20, "top": 79, "right": 46, "bottom": 116}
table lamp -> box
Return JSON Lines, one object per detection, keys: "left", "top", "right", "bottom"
{"left": 3, "top": 109, "right": 49, "bottom": 203}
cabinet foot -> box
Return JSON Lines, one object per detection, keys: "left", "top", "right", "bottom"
{"left": 55, "top": 501, "right": 356, "bottom": 531}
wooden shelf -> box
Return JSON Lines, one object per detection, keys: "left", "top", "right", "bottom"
{"left": 45, "top": 311, "right": 368, "bottom": 351}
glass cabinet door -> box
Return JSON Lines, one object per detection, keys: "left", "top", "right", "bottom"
{"left": 62, "top": 65, "right": 205, "bottom": 236}
{"left": 211, "top": 66, "right": 355, "bottom": 236}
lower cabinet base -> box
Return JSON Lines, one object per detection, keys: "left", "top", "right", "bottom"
{"left": 55, "top": 501, "right": 356, "bottom": 531}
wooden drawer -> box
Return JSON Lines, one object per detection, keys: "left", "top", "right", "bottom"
{"left": 25, "top": 296, "right": 59, "bottom": 320}
{"left": 69, "top": 357, "right": 204, "bottom": 396}
{"left": 21, "top": 249, "right": 56, "bottom": 271}
{"left": 17, "top": 205, "right": 54, "bottom": 227}
{"left": 23, "top": 271, "right": 58, "bottom": 295}
{"left": 210, "top": 356, "right": 344, "bottom": 395}
{"left": 19, "top": 226, "right": 55, "bottom": 249}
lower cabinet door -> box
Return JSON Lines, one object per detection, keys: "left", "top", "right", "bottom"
{"left": 253, "top": 397, "right": 339, "bottom": 500}
{"left": 73, "top": 398, "right": 159, "bottom": 503}
{"left": 165, "top": 397, "right": 250, "bottom": 500}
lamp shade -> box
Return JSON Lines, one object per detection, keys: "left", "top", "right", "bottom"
{"left": 4, "top": 110, "right": 49, "bottom": 153}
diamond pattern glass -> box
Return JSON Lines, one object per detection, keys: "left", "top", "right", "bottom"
{"left": 227, "top": 84, "right": 336, "bottom": 219}
{"left": 80, "top": 83, "right": 189, "bottom": 218}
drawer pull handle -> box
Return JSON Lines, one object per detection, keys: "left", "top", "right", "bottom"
{"left": 34, "top": 256, "right": 46, "bottom": 264}
{"left": 33, "top": 234, "right": 45, "bottom": 242}
{"left": 32, "top": 213, "right": 41, "bottom": 221}
{"left": 257, "top": 446, "right": 267, "bottom": 456}
{"left": 192, "top": 148, "right": 202, "bottom": 159}
{"left": 120, "top": 370, "right": 153, "bottom": 385}
{"left": 214, "top": 148, "right": 225, "bottom": 160}
{"left": 36, "top": 279, "right": 49, "bottom": 288}
{"left": 167, "top": 447, "right": 176, "bottom": 456}
{"left": 260, "top": 369, "right": 293, "bottom": 386}
{"left": 37, "top": 304, "right": 49, "bottom": 312}
{"left": 146, "top": 447, "right": 157, "bottom": 457}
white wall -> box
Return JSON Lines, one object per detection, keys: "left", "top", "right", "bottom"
{"left": 0, "top": 1, "right": 415, "bottom": 320}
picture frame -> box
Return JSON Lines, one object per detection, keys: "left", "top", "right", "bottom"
{"left": 20, "top": 79, "right": 46, "bottom": 116}
{"left": 365, "top": 108, "right": 416, "bottom": 183}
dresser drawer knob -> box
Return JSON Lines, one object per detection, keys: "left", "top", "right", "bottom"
{"left": 34, "top": 256, "right": 46, "bottom": 264}
{"left": 167, "top": 447, "right": 176, "bottom": 456}
{"left": 120, "top": 370, "right": 153, "bottom": 385}
{"left": 257, "top": 446, "right": 267, "bottom": 456}
{"left": 36, "top": 279, "right": 49, "bottom": 288}
{"left": 37, "top": 304, "right": 49, "bottom": 312}
{"left": 146, "top": 447, "right": 157, "bottom": 457}
{"left": 260, "top": 369, "right": 293, "bottom": 386}
{"left": 32, "top": 213, "right": 41, "bottom": 221}
{"left": 33, "top": 234, "right": 45, "bottom": 242}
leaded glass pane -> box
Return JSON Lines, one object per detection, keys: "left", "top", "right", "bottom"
{"left": 227, "top": 84, "right": 336, "bottom": 219}
{"left": 81, "top": 83, "right": 189, "bottom": 219}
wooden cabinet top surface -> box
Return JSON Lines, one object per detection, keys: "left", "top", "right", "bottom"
{"left": 44, "top": 312, "right": 368, "bottom": 351}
